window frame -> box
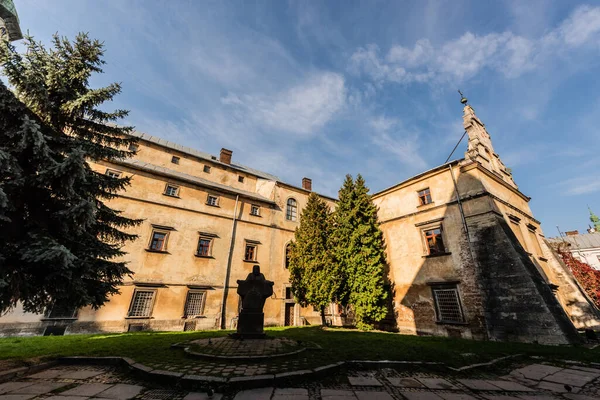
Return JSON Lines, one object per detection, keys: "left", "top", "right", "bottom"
{"left": 422, "top": 225, "right": 447, "bottom": 256}
{"left": 171, "top": 155, "right": 180, "bottom": 164}
{"left": 203, "top": 165, "right": 211, "bottom": 173}
{"left": 148, "top": 229, "right": 170, "bottom": 252}
{"left": 128, "top": 143, "right": 139, "bottom": 152}
{"left": 284, "top": 242, "right": 292, "bottom": 269}
{"left": 417, "top": 188, "right": 433, "bottom": 206}
{"left": 127, "top": 288, "right": 157, "bottom": 318}
{"left": 105, "top": 169, "right": 122, "bottom": 179}
{"left": 206, "top": 194, "right": 219, "bottom": 207}
{"left": 183, "top": 290, "right": 207, "bottom": 319}
{"left": 430, "top": 283, "right": 465, "bottom": 324}
{"left": 196, "top": 236, "right": 213, "bottom": 257}
{"left": 244, "top": 243, "right": 258, "bottom": 262}
{"left": 238, "top": 175, "right": 245, "bottom": 183}
{"left": 286, "top": 198, "right": 298, "bottom": 221}
{"left": 250, "top": 204, "right": 261, "bottom": 216}
{"left": 164, "top": 183, "right": 180, "bottom": 197}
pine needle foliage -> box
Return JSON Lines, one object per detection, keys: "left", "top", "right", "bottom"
{"left": 0, "top": 34, "right": 141, "bottom": 314}
{"left": 331, "top": 174, "right": 388, "bottom": 330}
{"left": 288, "top": 193, "right": 335, "bottom": 324}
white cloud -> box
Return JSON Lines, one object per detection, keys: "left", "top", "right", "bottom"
{"left": 349, "top": 5, "right": 600, "bottom": 85}
{"left": 368, "top": 116, "right": 427, "bottom": 169}
{"left": 559, "top": 176, "right": 600, "bottom": 196}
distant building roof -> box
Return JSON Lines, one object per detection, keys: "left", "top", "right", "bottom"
{"left": 0, "top": 0, "right": 23, "bottom": 41}
{"left": 128, "top": 130, "right": 280, "bottom": 182}
{"left": 548, "top": 232, "right": 600, "bottom": 250}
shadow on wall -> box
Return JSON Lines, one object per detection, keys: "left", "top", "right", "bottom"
{"left": 396, "top": 168, "right": 582, "bottom": 344}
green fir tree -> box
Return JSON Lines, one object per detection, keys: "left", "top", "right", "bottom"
{"left": 0, "top": 34, "right": 141, "bottom": 314}
{"left": 331, "top": 174, "right": 388, "bottom": 330}
{"left": 288, "top": 193, "right": 335, "bottom": 325}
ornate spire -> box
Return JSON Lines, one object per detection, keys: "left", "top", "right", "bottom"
{"left": 589, "top": 206, "right": 600, "bottom": 232}
{"left": 461, "top": 94, "right": 518, "bottom": 189}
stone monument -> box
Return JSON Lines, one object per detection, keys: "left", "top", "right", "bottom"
{"left": 233, "top": 265, "right": 274, "bottom": 339}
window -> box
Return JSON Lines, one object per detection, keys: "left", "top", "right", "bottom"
{"left": 285, "top": 287, "right": 293, "bottom": 300}
{"left": 105, "top": 169, "right": 122, "bottom": 179}
{"left": 418, "top": 188, "right": 432, "bottom": 206}
{"left": 45, "top": 302, "right": 77, "bottom": 319}
{"left": 424, "top": 227, "right": 446, "bottom": 255}
{"left": 203, "top": 165, "right": 211, "bottom": 173}
{"left": 171, "top": 156, "right": 180, "bottom": 164}
{"left": 245, "top": 244, "right": 257, "bottom": 261}
{"left": 128, "top": 289, "right": 156, "bottom": 317}
{"left": 238, "top": 176, "right": 244, "bottom": 183}
{"left": 149, "top": 230, "right": 168, "bottom": 251}
{"left": 431, "top": 284, "right": 464, "bottom": 323}
{"left": 183, "top": 291, "right": 206, "bottom": 318}
{"left": 164, "top": 184, "right": 179, "bottom": 197}
{"left": 196, "top": 237, "right": 213, "bottom": 257}
{"left": 128, "top": 143, "right": 139, "bottom": 152}
{"left": 250, "top": 205, "right": 260, "bottom": 216}
{"left": 286, "top": 198, "right": 297, "bottom": 221}
{"left": 285, "top": 243, "right": 292, "bottom": 269}
{"left": 206, "top": 195, "right": 219, "bottom": 207}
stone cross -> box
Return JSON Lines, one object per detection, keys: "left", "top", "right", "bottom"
{"left": 234, "top": 265, "right": 274, "bottom": 338}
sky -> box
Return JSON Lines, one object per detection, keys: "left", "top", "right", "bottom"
{"left": 10, "top": 0, "right": 600, "bottom": 235}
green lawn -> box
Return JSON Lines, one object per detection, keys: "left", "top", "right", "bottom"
{"left": 0, "top": 326, "right": 597, "bottom": 369}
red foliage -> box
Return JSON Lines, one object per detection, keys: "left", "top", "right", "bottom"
{"left": 557, "top": 249, "right": 600, "bottom": 308}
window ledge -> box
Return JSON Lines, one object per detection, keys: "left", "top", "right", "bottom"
{"left": 182, "top": 316, "right": 207, "bottom": 319}
{"left": 422, "top": 252, "right": 452, "bottom": 258}
{"left": 250, "top": 214, "right": 262, "bottom": 218}
{"left": 206, "top": 203, "right": 220, "bottom": 208}
{"left": 538, "top": 257, "right": 548, "bottom": 262}
{"left": 145, "top": 249, "right": 170, "bottom": 254}
{"left": 163, "top": 193, "right": 180, "bottom": 199}
{"left": 435, "top": 321, "right": 468, "bottom": 326}
{"left": 417, "top": 202, "right": 435, "bottom": 208}
{"left": 125, "top": 316, "right": 154, "bottom": 320}
{"left": 243, "top": 259, "right": 259, "bottom": 263}
{"left": 40, "top": 318, "right": 78, "bottom": 321}
{"left": 194, "top": 254, "right": 214, "bottom": 259}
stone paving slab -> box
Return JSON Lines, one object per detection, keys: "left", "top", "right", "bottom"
{"left": 399, "top": 392, "right": 443, "bottom": 400}
{"left": 58, "top": 369, "right": 105, "bottom": 380}
{"left": 511, "top": 365, "right": 563, "bottom": 381}
{"left": 387, "top": 377, "right": 425, "bottom": 388}
{"left": 0, "top": 383, "right": 33, "bottom": 395}
{"left": 563, "top": 394, "right": 599, "bottom": 400}
{"left": 437, "top": 393, "right": 478, "bottom": 400}
{"left": 183, "top": 392, "right": 223, "bottom": 400}
{"left": 321, "top": 389, "right": 357, "bottom": 399}
{"left": 60, "top": 383, "right": 114, "bottom": 397}
{"left": 274, "top": 388, "right": 308, "bottom": 395}
{"left": 543, "top": 371, "right": 596, "bottom": 386}
{"left": 516, "top": 395, "right": 562, "bottom": 400}
{"left": 417, "top": 378, "right": 459, "bottom": 390}
{"left": 0, "top": 395, "right": 37, "bottom": 400}
{"left": 94, "top": 383, "right": 144, "bottom": 399}
{"left": 9, "top": 382, "right": 69, "bottom": 395}
{"left": 354, "top": 391, "right": 394, "bottom": 400}
{"left": 44, "top": 396, "right": 89, "bottom": 400}
{"left": 569, "top": 366, "right": 600, "bottom": 374}
{"left": 348, "top": 376, "right": 383, "bottom": 386}
{"left": 26, "top": 369, "right": 65, "bottom": 379}
{"left": 457, "top": 379, "right": 502, "bottom": 390}
{"left": 486, "top": 380, "right": 534, "bottom": 392}
{"left": 233, "top": 387, "right": 274, "bottom": 400}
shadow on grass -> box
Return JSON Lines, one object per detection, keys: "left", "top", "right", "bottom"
{"left": 0, "top": 326, "right": 598, "bottom": 368}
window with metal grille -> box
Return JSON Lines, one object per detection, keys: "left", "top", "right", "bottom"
{"left": 245, "top": 244, "right": 257, "bottom": 261}
{"left": 207, "top": 195, "right": 219, "bottom": 206}
{"left": 418, "top": 188, "right": 432, "bottom": 205}
{"left": 149, "top": 231, "right": 168, "bottom": 251}
{"left": 184, "top": 291, "right": 206, "bottom": 318}
{"left": 203, "top": 165, "right": 211, "bottom": 173}
{"left": 286, "top": 198, "right": 297, "bottom": 221}
{"left": 45, "top": 303, "right": 77, "bottom": 319}
{"left": 164, "top": 184, "right": 179, "bottom": 197}
{"left": 424, "top": 227, "right": 445, "bottom": 255}
{"left": 197, "top": 237, "right": 212, "bottom": 256}
{"left": 105, "top": 169, "right": 122, "bottom": 179}
{"left": 432, "top": 285, "right": 464, "bottom": 323}
{"left": 171, "top": 155, "right": 180, "bottom": 164}
{"left": 128, "top": 290, "right": 156, "bottom": 317}
{"left": 250, "top": 205, "right": 260, "bottom": 216}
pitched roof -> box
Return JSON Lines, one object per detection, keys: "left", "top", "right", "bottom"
{"left": 114, "top": 158, "right": 276, "bottom": 205}
{"left": 548, "top": 232, "right": 600, "bottom": 250}
{"left": 128, "top": 130, "right": 280, "bottom": 182}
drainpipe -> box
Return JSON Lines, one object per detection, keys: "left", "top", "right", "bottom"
{"left": 220, "top": 195, "right": 239, "bottom": 329}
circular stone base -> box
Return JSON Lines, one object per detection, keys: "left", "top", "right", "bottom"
{"left": 183, "top": 337, "right": 308, "bottom": 360}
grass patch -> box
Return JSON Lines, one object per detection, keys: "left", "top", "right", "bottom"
{"left": 0, "top": 326, "right": 597, "bottom": 369}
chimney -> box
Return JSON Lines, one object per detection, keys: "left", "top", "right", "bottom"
{"left": 302, "top": 177, "right": 312, "bottom": 191}
{"left": 219, "top": 148, "right": 232, "bottom": 164}
{"left": 565, "top": 230, "right": 579, "bottom": 236}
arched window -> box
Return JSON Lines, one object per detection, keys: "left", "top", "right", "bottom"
{"left": 286, "top": 198, "right": 297, "bottom": 221}
{"left": 285, "top": 243, "right": 292, "bottom": 269}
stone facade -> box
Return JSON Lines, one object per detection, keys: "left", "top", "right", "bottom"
{"left": 1, "top": 102, "right": 598, "bottom": 343}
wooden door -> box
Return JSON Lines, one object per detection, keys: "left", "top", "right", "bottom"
{"left": 284, "top": 303, "right": 294, "bottom": 326}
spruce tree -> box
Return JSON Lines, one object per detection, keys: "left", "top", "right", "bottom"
{"left": 288, "top": 193, "right": 335, "bottom": 325}
{"left": 0, "top": 34, "right": 141, "bottom": 314}
{"left": 331, "top": 174, "right": 388, "bottom": 330}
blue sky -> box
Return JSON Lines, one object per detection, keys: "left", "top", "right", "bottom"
{"left": 12, "top": 0, "right": 600, "bottom": 234}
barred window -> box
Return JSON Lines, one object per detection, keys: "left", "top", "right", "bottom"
{"left": 432, "top": 284, "right": 464, "bottom": 323}
{"left": 184, "top": 291, "right": 206, "bottom": 318}
{"left": 286, "top": 198, "right": 297, "bottom": 221}
{"left": 197, "top": 237, "right": 212, "bottom": 257}
{"left": 418, "top": 188, "right": 432, "bottom": 205}
{"left": 128, "top": 290, "right": 156, "bottom": 317}
{"left": 207, "top": 195, "right": 219, "bottom": 207}
{"left": 45, "top": 302, "right": 77, "bottom": 319}
{"left": 164, "top": 184, "right": 179, "bottom": 197}
{"left": 424, "top": 227, "right": 445, "bottom": 255}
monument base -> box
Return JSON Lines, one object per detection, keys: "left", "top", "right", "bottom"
{"left": 233, "top": 312, "right": 266, "bottom": 339}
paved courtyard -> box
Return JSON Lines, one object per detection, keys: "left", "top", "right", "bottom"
{"left": 0, "top": 362, "right": 599, "bottom": 400}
